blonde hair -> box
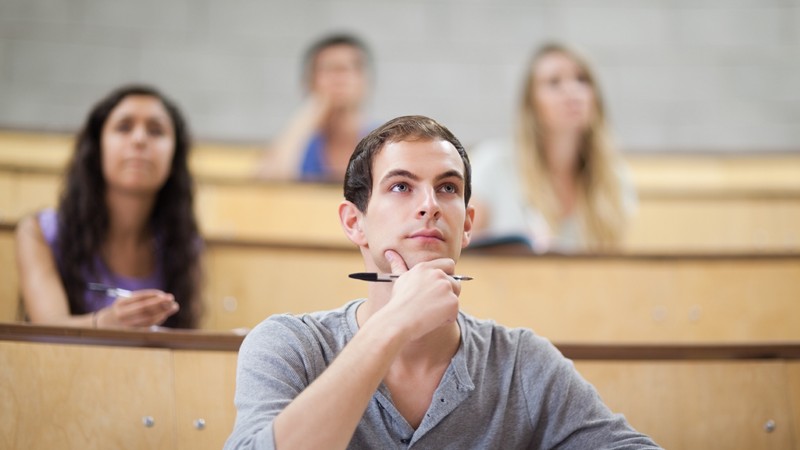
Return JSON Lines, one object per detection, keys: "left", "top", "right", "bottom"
{"left": 515, "top": 42, "right": 628, "bottom": 250}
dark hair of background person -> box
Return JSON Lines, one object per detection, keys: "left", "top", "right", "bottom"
{"left": 56, "top": 84, "right": 202, "bottom": 328}
{"left": 301, "top": 32, "right": 374, "bottom": 87}
{"left": 343, "top": 115, "right": 472, "bottom": 213}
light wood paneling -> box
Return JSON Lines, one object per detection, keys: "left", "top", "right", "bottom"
{"left": 627, "top": 153, "right": 800, "bottom": 195}
{"left": 174, "top": 350, "right": 239, "bottom": 450}
{"left": 576, "top": 360, "right": 796, "bottom": 450}
{"left": 203, "top": 244, "right": 365, "bottom": 330}
{"left": 626, "top": 196, "right": 800, "bottom": 253}
{"left": 4, "top": 130, "right": 800, "bottom": 193}
{"left": 0, "top": 229, "right": 20, "bottom": 322}
{"left": 204, "top": 243, "right": 800, "bottom": 343}
{"left": 195, "top": 181, "right": 347, "bottom": 246}
{"left": 1, "top": 323, "right": 798, "bottom": 450}
{"left": 0, "top": 170, "right": 60, "bottom": 222}
{"left": 0, "top": 340, "right": 176, "bottom": 450}
{"left": 456, "top": 254, "right": 800, "bottom": 343}
{"left": 2, "top": 165, "right": 799, "bottom": 253}
{"left": 5, "top": 219, "right": 800, "bottom": 343}
{"left": 788, "top": 362, "right": 800, "bottom": 447}
{"left": 0, "top": 130, "right": 262, "bottom": 181}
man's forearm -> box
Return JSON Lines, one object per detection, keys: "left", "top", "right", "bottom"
{"left": 272, "top": 317, "right": 407, "bottom": 449}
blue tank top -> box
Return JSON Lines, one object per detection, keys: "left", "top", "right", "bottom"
{"left": 299, "top": 124, "right": 378, "bottom": 181}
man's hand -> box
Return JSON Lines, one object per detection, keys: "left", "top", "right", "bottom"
{"left": 379, "top": 249, "right": 461, "bottom": 342}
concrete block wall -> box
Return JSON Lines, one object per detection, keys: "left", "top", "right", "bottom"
{"left": 0, "top": 0, "right": 798, "bottom": 152}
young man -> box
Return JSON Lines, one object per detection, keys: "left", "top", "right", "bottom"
{"left": 227, "top": 116, "right": 660, "bottom": 449}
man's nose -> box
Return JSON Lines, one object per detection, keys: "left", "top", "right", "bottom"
{"left": 417, "top": 188, "right": 441, "bottom": 219}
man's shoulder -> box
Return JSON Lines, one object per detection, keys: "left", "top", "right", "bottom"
{"left": 460, "top": 312, "right": 559, "bottom": 357}
{"left": 243, "top": 299, "right": 361, "bottom": 347}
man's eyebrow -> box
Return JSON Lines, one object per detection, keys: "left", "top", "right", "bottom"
{"left": 435, "top": 170, "right": 465, "bottom": 183}
{"left": 380, "top": 169, "right": 464, "bottom": 184}
{"left": 380, "top": 169, "right": 419, "bottom": 183}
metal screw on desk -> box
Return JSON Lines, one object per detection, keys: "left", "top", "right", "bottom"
{"left": 764, "top": 419, "right": 776, "bottom": 433}
{"left": 194, "top": 418, "right": 206, "bottom": 430}
{"left": 142, "top": 416, "right": 155, "bottom": 428}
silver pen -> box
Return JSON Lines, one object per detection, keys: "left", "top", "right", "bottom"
{"left": 88, "top": 282, "right": 133, "bottom": 298}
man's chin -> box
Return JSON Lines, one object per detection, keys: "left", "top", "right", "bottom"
{"left": 401, "top": 251, "right": 459, "bottom": 269}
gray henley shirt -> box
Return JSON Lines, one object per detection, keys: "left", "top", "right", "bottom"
{"left": 225, "top": 299, "right": 661, "bottom": 449}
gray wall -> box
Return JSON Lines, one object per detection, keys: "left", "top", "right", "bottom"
{"left": 1, "top": 0, "right": 798, "bottom": 152}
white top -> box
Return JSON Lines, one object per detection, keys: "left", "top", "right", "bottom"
{"left": 469, "top": 138, "right": 637, "bottom": 254}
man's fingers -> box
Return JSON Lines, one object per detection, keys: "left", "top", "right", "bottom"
{"left": 384, "top": 249, "right": 408, "bottom": 274}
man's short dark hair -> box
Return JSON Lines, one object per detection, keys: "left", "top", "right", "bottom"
{"left": 302, "top": 32, "right": 372, "bottom": 84}
{"left": 343, "top": 115, "right": 472, "bottom": 212}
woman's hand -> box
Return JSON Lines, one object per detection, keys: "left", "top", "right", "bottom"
{"left": 96, "top": 289, "right": 179, "bottom": 328}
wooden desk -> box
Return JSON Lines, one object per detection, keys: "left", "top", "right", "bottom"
{"left": 3, "top": 221, "right": 800, "bottom": 343}
{"left": 0, "top": 223, "right": 20, "bottom": 322}
{"left": 0, "top": 324, "right": 242, "bottom": 450}
{"left": 0, "top": 130, "right": 261, "bottom": 182}
{"left": 2, "top": 164, "right": 800, "bottom": 253}
{"left": 3, "top": 128, "right": 800, "bottom": 253}
{"left": 3, "top": 129, "right": 800, "bottom": 193}
{"left": 1, "top": 323, "right": 798, "bottom": 449}
{"left": 203, "top": 240, "right": 800, "bottom": 343}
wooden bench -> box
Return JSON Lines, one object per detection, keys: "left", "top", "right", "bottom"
{"left": 203, "top": 239, "right": 800, "bottom": 343}
{"left": 4, "top": 128, "right": 800, "bottom": 253}
{"left": 1, "top": 323, "right": 797, "bottom": 449}
{"left": 3, "top": 222, "right": 800, "bottom": 343}
{"left": 2, "top": 164, "right": 800, "bottom": 253}
{"left": 3, "top": 129, "right": 800, "bottom": 193}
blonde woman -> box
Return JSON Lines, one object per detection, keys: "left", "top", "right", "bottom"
{"left": 470, "top": 42, "right": 636, "bottom": 253}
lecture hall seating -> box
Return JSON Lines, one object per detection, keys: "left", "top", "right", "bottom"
{"left": 1, "top": 323, "right": 798, "bottom": 450}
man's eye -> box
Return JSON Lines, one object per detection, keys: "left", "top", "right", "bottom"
{"left": 391, "top": 183, "right": 409, "bottom": 192}
{"left": 440, "top": 183, "right": 458, "bottom": 194}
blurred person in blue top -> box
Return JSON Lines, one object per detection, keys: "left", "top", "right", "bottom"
{"left": 470, "top": 42, "right": 637, "bottom": 254}
{"left": 256, "top": 32, "right": 376, "bottom": 183}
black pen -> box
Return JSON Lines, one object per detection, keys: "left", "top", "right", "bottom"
{"left": 349, "top": 272, "right": 473, "bottom": 283}
{"left": 88, "top": 283, "right": 133, "bottom": 299}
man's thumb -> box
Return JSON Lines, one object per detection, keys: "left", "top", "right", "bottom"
{"left": 384, "top": 249, "right": 408, "bottom": 274}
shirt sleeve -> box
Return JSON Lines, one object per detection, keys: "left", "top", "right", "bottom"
{"left": 519, "top": 332, "right": 663, "bottom": 449}
{"left": 223, "top": 315, "right": 327, "bottom": 450}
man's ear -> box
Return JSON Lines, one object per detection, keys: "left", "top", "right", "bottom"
{"left": 461, "top": 204, "right": 475, "bottom": 248}
{"left": 339, "top": 200, "right": 368, "bottom": 247}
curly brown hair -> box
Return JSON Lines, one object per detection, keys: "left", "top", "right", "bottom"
{"left": 56, "top": 84, "right": 202, "bottom": 328}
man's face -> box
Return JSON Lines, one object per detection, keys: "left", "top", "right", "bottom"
{"left": 359, "top": 138, "right": 473, "bottom": 273}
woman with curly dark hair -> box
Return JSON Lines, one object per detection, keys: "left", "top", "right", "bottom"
{"left": 16, "top": 84, "right": 203, "bottom": 328}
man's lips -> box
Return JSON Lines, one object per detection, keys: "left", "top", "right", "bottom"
{"left": 408, "top": 229, "right": 444, "bottom": 241}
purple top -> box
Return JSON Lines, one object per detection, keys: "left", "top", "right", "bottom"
{"left": 38, "top": 209, "right": 165, "bottom": 313}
